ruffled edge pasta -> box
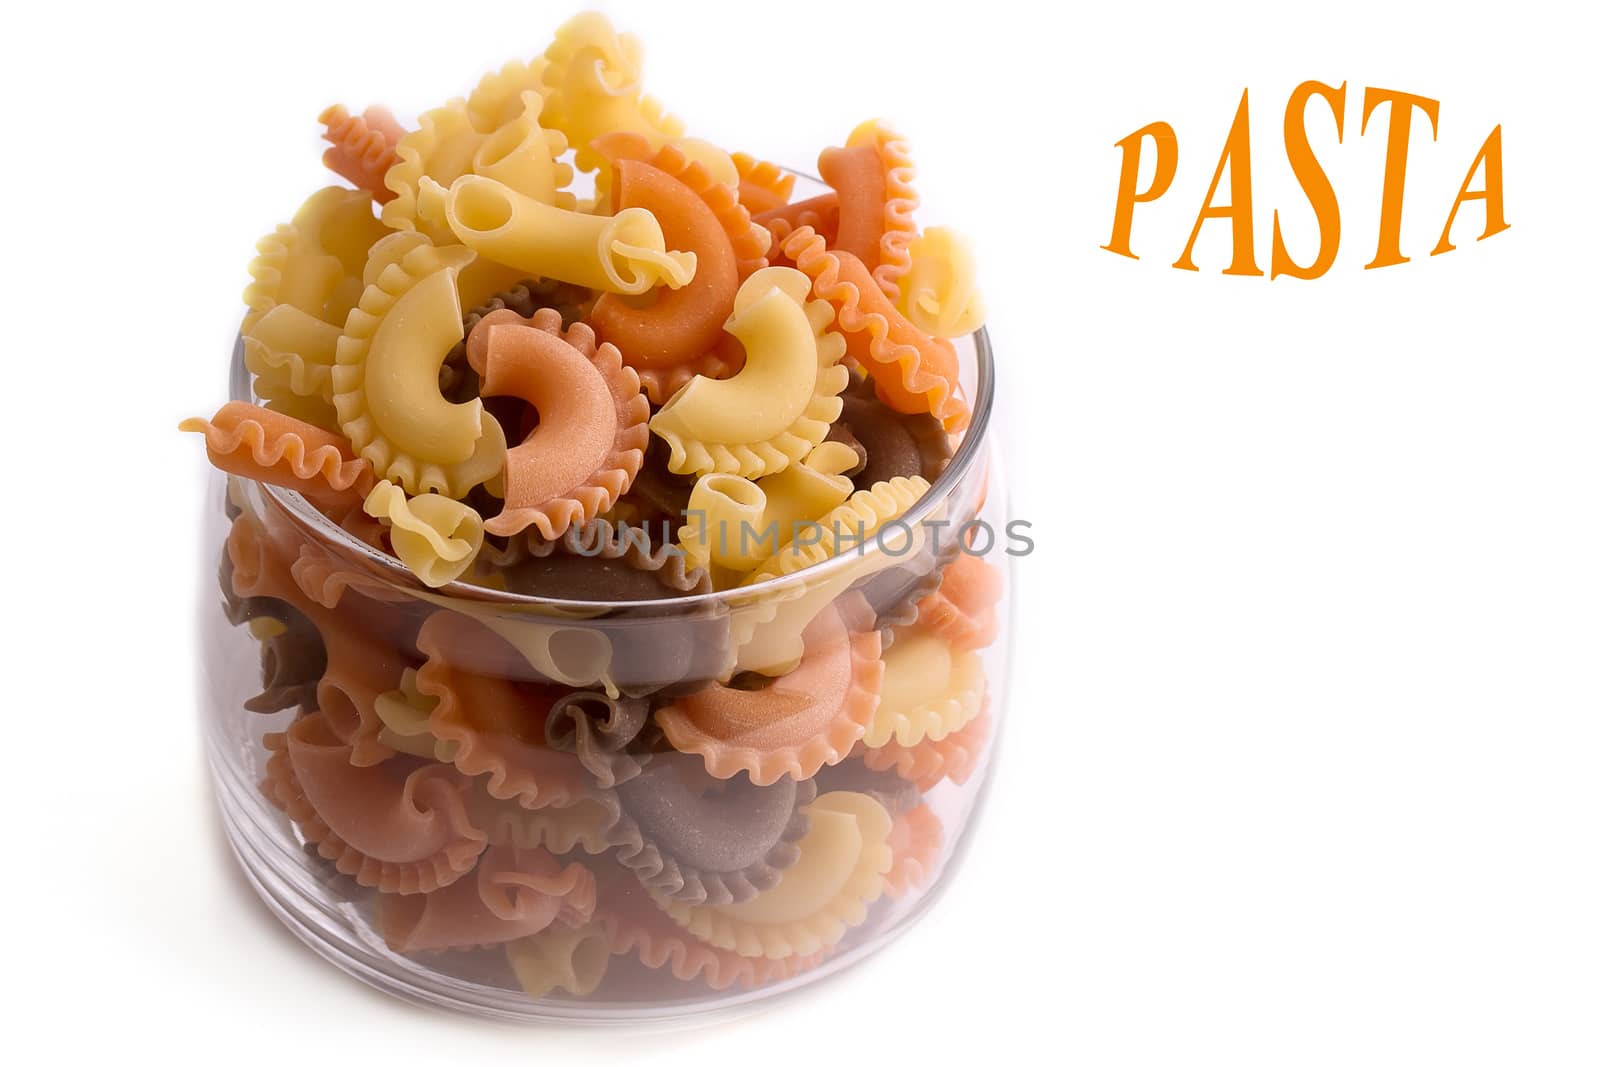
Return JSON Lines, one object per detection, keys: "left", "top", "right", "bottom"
{"left": 882, "top": 803, "right": 943, "bottom": 900}
{"left": 913, "top": 552, "right": 1003, "bottom": 652}
{"left": 862, "top": 630, "right": 986, "bottom": 749}
{"left": 783, "top": 227, "right": 969, "bottom": 433}
{"left": 744, "top": 475, "right": 930, "bottom": 584}
{"left": 319, "top": 104, "right": 404, "bottom": 204}
{"left": 731, "top": 151, "right": 796, "bottom": 216}
{"left": 466, "top": 308, "right": 648, "bottom": 539}
{"left": 817, "top": 120, "right": 918, "bottom": 298}
{"left": 590, "top": 133, "right": 771, "bottom": 404}
{"left": 506, "top": 919, "right": 613, "bottom": 998}
{"left": 331, "top": 238, "right": 508, "bottom": 497}
{"left": 261, "top": 712, "right": 487, "bottom": 894}
{"left": 655, "top": 600, "right": 883, "bottom": 786}
{"left": 653, "top": 790, "right": 893, "bottom": 960}
{"left": 181, "top": 401, "right": 374, "bottom": 503}
{"left": 862, "top": 703, "right": 992, "bottom": 793}
{"left": 649, "top": 267, "right": 849, "bottom": 479}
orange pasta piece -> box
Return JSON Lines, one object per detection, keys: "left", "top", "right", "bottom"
{"left": 379, "top": 845, "right": 595, "bottom": 953}
{"left": 466, "top": 308, "right": 649, "bottom": 539}
{"left": 589, "top": 133, "right": 770, "bottom": 403}
{"left": 816, "top": 121, "right": 918, "bottom": 297}
{"left": 862, "top": 705, "right": 992, "bottom": 792}
{"left": 319, "top": 104, "right": 405, "bottom": 204}
{"left": 731, "top": 151, "right": 796, "bottom": 216}
{"left": 262, "top": 712, "right": 487, "bottom": 895}
{"left": 412, "top": 609, "right": 588, "bottom": 811}
{"left": 756, "top": 193, "right": 839, "bottom": 264}
{"left": 182, "top": 401, "right": 375, "bottom": 505}
{"left": 914, "top": 554, "right": 1004, "bottom": 652}
{"left": 883, "top": 803, "right": 943, "bottom": 900}
{"left": 783, "top": 229, "right": 969, "bottom": 432}
{"left": 655, "top": 600, "right": 884, "bottom": 786}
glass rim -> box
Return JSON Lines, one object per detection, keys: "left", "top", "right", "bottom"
{"left": 230, "top": 325, "right": 995, "bottom": 613}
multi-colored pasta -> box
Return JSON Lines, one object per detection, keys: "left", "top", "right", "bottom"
{"left": 816, "top": 120, "right": 919, "bottom": 299}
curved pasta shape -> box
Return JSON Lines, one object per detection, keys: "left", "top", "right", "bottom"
{"left": 470, "top": 792, "right": 617, "bottom": 857}
{"left": 862, "top": 629, "right": 985, "bottom": 748}
{"left": 655, "top": 790, "right": 893, "bottom": 960}
{"left": 656, "top": 600, "right": 883, "bottom": 786}
{"left": 882, "top": 803, "right": 943, "bottom": 900}
{"left": 755, "top": 193, "right": 840, "bottom": 259}
{"left": 837, "top": 388, "right": 952, "bottom": 490}
{"left": 438, "top": 174, "right": 695, "bottom": 295}
{"left": 243, "top": 186, "right": 387, "bottom": 333}
{"left": 810, "top": 756, "right": 922, "bottom": 817}
{"left": 506, "top": 920, "right": 613, "bottom": 998}
{"left": 817, "top": 120, "right": 918, "bottom": 298}
{"left": 732, "top": 151, "right": 796, "bottom": 216}
{"left": 544, "top": 690, "right": 656, "bottom": 788}
{"left": 678, "top": 443, "right": 858, "bottom": 574}
{"left": 862, "top": 704, "right": 992, "bottom": 792}
{"left": 181, "top": 402, "right": 374, "bottom": 503}
{"left": 743, "top": 475, "right": 929, "bottom": 584}
{"left": 379, "top": 844, "right": 595, "bottom": 953}
{"left": 243, "top": 304, "right": 341, "bottom": 405}
{"left": 407, "top": 610, "right": 588, "bottom": 810}
{"left": 607, "top": 759, "right": 817, "bottom": 905}
{"left": 382, "top": 95, "right": 572, "bottom": 240}
{"left": 332, "top": 237, "right": 508, "bottom": 496}
{"left": 467, "top": 56, "right": 551, "bottom": 132}
{"left": 589, "top": 134, "right": 771, "bottom": 403}
{"left": 650, "top": 266, "right": 848, "bottom": 478}
{"left": 362, "top": 480, "right": 485, "bottom": 588}
{"left": 896, "top": 226, "right": 985, "bottom": 338}
{"left": 597, "top": 873, "right": 826, "bottom": 991}
{"left": 261, "top": 712, "right": 487, "bottom": 895}
{"left": 538, "top": 11, "right": 684, "bottom": 173}
{"left": 243, "top": 614, "right": 325, "bottom": 714}
{"left": 914, "top": 552, "right": 1003, "bottom": 652}
{"left": 464, "top": 309, "right": 647, "bottom": 539}
{"left": 226, "top": 514, "right": 407, "bottom": 766}
{"left": 319, "top": 104, "right": 404, "bottom": 204}
{"left": 784, "top": 227, "right": 969, "bottom": 432}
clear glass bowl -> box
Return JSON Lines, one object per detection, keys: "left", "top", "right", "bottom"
{"left": 199, "top": 206, "right": 1009, "bottom": 1024}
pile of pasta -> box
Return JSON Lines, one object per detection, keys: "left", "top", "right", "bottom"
{"left": 194, "top": 11, "right": 1001, "bottom": 1000}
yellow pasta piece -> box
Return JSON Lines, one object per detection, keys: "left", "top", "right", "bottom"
{"left": 467, "top": 56, "right": 551, "bottom": 132}
{"left": 436, "top": 174, "right": 695, "bottom": 295}
{"left": 362, "top": 480, "right": 485, "bottom": 588}
{"left": 678, "top": 443, "right": 858, "bottom": 574}
{"left": 242, "top": 305, "right": 341, "bottom": 402}
{"left": 332, "top": 237, "right": 507, "bottom": 496}
{"left": 539, "top": 11, "right": 684, "bottom": 173}
{"left": 507, "top": 921, "right": 612, "bottom": 999}
{"left": 744, "top": 475, "right": 930, "bottom": 584}
{"left": 384, "top": 95, "right": 572, "bottom": 242}
{"left": 373, "top": 668, "right": 455, "bottom": 761}
{"left": 656, "top": 791, "right": 892, "bottom": 960}
{"left": 863, "top": 630, "right": 985, "bottom": 748}
{"left": 896, "top": 227, "right": 986, "bottom": 338}
{"left": 243, "top": 186, "right": 387, "bottom": 331}
{"left": 650, "top": 267, "right": 848, "bottom": 479}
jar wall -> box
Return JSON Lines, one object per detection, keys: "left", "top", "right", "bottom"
{"left": 200, "top": 437, "right": 1010, "bottom": 1021}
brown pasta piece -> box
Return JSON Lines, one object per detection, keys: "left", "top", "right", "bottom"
{"left": 836, "top": 388, "right": 952, "bottom": 491}
{"left": 544, "top": 691, "right": 659, "bottom": 788}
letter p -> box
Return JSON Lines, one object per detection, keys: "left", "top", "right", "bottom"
{"left": 1102, "top": 121, "right": 1179, "bottom": 259}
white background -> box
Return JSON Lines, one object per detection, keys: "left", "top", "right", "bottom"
{"left": 3, "top": 0, "right": 1596, "bottom": 1062}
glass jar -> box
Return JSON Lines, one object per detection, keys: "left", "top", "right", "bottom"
{"left": 199, "top": 211, "right": 1008, "bottom": 1024}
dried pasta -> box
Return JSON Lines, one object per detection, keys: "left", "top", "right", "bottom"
{"left": 816, "top": 120, "right": 918, "bottom": 298}
{"left": 538, "top": 12, "right": 684, "bottom": 173}
{"left": 896, "top": 227, "right": 986, "bottom": 338}
{"left": 589, "top": 133, "right": 771, "bottom": 403}
{"left": 319, "top": 104, "right": 405, "bottom": 204}
{"left": 436, "top": 173, "right": 696, "bottom": 295}
{"left": 361, "top": 480, "right": 485, "bottom": 588}
{"left": 180, "top": 402, "right": 374, "bottom": 503}
{"left": 331, "top": 236, "right": 508, "bottom": 496}
{"left": 649, "top": 266, "right": 848, "bottom": 478}
{"left": 506, "top": 920, "right": 613, "bottom": 998}
{"left": 862, "top": 628, "right": 985, "bottom": 749}
{"left": 654, "top": 791, "right": 893, "bottom": 960}
{"left": 784, "top": 227, "right": 969, "bottom": 432}
{"left": 464, "top": 308, "right": 648, "bottom": 539}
